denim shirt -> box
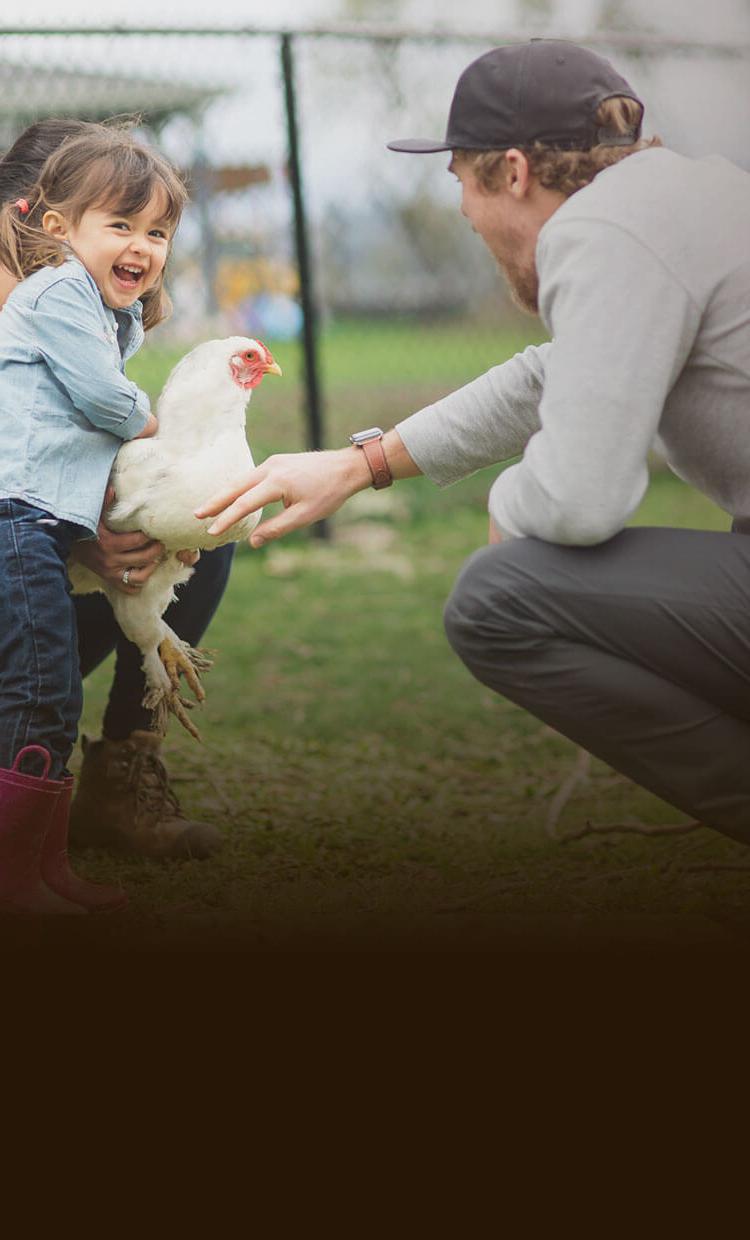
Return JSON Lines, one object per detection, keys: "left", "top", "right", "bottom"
{"left": 0, "top": 255, "right": 151, "bottom": 535}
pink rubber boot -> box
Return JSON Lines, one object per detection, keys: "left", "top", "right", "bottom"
{"left": 40, "top": 775, "right": 128, "bottom": 912}
{"left": 0, "top": 746, "right": 85, "bottom": 915}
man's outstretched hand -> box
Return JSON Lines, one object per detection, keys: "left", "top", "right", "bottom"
{"left": 195, "top": 449, "right": 372, "bottom": 546}
{"left": 196, "top": 433, "right": 421, "bottom": 546}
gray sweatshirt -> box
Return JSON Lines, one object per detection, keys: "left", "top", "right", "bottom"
{"left": 396, "top": 147, "right": 750, "bottom": 543}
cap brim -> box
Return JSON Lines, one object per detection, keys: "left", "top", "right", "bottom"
{"left": 386, "top": 138, "right": 452, "bottom": 153}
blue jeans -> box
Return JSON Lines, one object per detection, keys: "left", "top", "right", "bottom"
{"left": 0, "top": 499, "right": 83, "bottom": 780}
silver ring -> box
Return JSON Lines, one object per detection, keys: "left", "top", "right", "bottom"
{"left": 121, "top": 569, "right": 131, "bottom": 586}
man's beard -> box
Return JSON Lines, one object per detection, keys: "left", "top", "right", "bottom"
{"left": 495, "top": 251, "right": 539, "bottom": 316}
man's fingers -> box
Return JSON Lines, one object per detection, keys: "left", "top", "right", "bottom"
{"left": 194, "top": 490, "right": 237, "bottom": 519}
{"left": 195, "top": 471, "right": 265, "bottom": 518}
{"left": 204, "top": 480, "right": 279, "bottom": 537}
{"left": 249, "top": 505, "right": 312, "bottom": 548}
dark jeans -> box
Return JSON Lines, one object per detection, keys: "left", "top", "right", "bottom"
{"left": 76, "top": 543, "right": 235, "bottom": 740}
{"left": 0, "top": 499, "right": 83, "bottom": 780}
{"left": 444, "top": 527, "right": 750, "bottom": 846}
{"left": 0, "top": 498, "right": 234, "bottom": 779}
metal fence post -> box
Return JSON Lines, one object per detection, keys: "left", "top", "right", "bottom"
{"left": 280, "top": 31, "right": 328, "bottom": 540}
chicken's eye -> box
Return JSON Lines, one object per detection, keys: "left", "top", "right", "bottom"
{"left": 244, "top": 351, "right": 256, "bottom": 361}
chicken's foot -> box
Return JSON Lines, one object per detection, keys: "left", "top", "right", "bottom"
{"left": 158, "top": 637, "right": 211, "bottom": 704}
{"left": 144, "top": 681, "right": 201, "bottom": 742}
{"left": 139, "top": 637, "right": 214, "bottom": 742}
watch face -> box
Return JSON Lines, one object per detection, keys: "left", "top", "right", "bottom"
{"left": 350, "top": 427, "right": 384, "bottom": 445}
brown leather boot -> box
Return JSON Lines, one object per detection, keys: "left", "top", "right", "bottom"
{"left": 69, "top": 731, "right": 223, "bottom": 860}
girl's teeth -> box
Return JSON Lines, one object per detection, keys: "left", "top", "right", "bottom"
{"left": 114, "top": 266, "right": 143, "bottom": 285}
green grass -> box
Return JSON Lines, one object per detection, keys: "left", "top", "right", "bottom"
{"left": 31, "top": 324, "right": 749, "bottom": 954}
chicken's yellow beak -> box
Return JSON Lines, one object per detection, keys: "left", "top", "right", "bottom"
{"left": 263, "top": 361, "right": 283, "bottom": 377}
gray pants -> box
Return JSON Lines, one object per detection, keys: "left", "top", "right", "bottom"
{"left": 443, "top": 527, "right": 750, "bottom": 845}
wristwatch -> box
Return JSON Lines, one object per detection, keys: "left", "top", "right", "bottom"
{"left": 349, "top": 427, "right": 393, "bottom": 490}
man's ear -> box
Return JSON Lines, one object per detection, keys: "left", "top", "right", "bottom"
{"left": 41, "top": 210, "right": 69, "bottom": 240}
{"left": 503, "top": 149, "right": 531, "bottom": 197}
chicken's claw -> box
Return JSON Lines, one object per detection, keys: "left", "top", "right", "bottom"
{"left": 171, "top": 694, "right": 202, "bottom": 742}
{"left": 158, "top": 637, "right": 210, "bottom": 703}
{"left": 141, "top": 638, "right": 214, "bottom": 741}
{"left": 143, "top": 683, "right": 201, "bottom": 742}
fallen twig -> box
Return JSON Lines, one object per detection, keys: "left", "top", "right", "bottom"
{"left": 545, "top": 746, "right": 592, "bottom": 838}
{"left": 561, "top": 819, "right": 703, "bottom": 843}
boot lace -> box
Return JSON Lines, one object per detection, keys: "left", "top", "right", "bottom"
{"left": 109, "top": 746, "right": 182, "bottom": 825}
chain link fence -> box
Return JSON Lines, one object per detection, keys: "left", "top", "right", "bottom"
{"left": 0, "top": 21, "right": 748, "bottom": 464}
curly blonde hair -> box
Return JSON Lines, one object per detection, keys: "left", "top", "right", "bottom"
{"left": 456, "top": 97, "right": 661, "bottom": 199}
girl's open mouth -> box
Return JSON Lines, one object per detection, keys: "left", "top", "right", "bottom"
{"left": 112, "top": 265, "right": 144, "bottom": 289}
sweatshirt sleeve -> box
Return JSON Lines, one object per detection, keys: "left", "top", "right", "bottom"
{"left": 32, "top": 276, "right": 150, "bottom": 440}
{"left": 395, "top": 341, "right": 550, "bottom": 486}
{"left": 488, "top": 220, "right": 701, "bottom": 544}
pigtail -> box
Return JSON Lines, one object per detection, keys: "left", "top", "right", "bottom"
{"left": 0, "top": 196, "right": 35, "bottom": 279}
{"left": 0, "top": 191, "right": 65, "bottom": 280}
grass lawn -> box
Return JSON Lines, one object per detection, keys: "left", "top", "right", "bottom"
{"left": 22, "top": 323, "right": 750, "bottom": 955}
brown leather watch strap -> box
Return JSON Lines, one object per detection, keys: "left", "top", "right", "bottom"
{"left": 360, "top": 435, "right": 393, "bottom": 490}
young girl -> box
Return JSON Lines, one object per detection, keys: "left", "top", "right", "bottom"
{"left": 0, "top": 121, "right": 226, "bottom": 865}
{"left": 0, "top": 125, "right": 187, "bottom": 914}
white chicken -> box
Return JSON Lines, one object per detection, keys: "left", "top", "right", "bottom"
{"left": 68, "top": 336, "right": 281, "bottom": 738}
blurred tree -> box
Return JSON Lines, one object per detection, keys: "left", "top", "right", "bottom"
{"left": 319, "top": 191, "right": 512, "bottom": 318}
{"left": 595, "top": 0, "right": 638, "bottom": 31}
{"left": 516, "top": 0, "right": 555, "bottom": 22}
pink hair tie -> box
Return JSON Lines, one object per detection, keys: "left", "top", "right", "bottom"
{"left": 15, "top": 198, "right": 30, "bottom": 215}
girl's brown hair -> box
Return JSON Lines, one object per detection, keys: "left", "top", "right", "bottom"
{"left": 0, "top": 123, "right": 187, "bottom": 330}
{"left": 456, "top": 97, "right": 661, "bottom": 200}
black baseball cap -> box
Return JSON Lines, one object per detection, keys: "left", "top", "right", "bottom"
{"left": 387, "top": 39, "right": 643, "bottom": 154}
